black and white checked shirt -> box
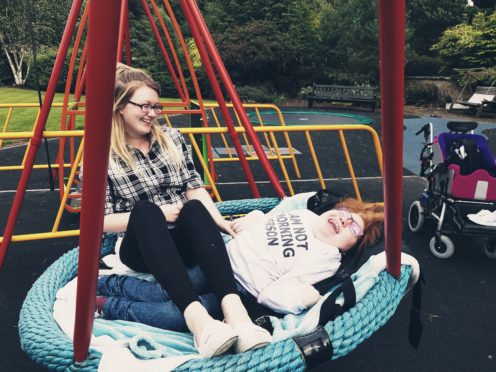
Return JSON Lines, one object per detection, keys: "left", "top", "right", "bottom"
{"left": 105, "top": 127, "right": 204, "bottom": 215}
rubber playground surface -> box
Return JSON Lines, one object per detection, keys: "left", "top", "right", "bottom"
{"left": 1, "top": 107, "right": 495, "bottom": 371}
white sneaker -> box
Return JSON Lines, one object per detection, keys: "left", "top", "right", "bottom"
{"left": 194, "top": 320, "right": 238, "bottom": 358}
{"left": 467, "top": 209, "right": 496, "bottom": 227}
{"left": 233, "top": 322, "right": 272, "bottom": 353}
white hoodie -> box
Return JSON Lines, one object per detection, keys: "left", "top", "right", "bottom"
{"left": 227, "top": 210, "right": 341, "bottom": 314}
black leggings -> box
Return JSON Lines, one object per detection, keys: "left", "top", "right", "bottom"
{"left": 119, "top": 199, "right": 237, "bottom": 312}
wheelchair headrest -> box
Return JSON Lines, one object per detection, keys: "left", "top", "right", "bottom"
{"left": 447, "top": 121, "right": 478, "bottom": 133}
{"left": 437, "top": 133, "right": 496, "bottom": 171}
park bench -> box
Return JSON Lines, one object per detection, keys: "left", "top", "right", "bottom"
{"left": 307, "top": 84, "right": 377, "bottom": 111}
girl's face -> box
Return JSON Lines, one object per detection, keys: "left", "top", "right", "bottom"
{"left": 120, "top": 86, "right": 160, "bottom": 139}
{"left": 313, "top": 208, "right": 364, "bottom": 251}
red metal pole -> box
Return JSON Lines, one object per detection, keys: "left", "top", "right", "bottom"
{"left": 125, "top": 19, "right": 132, "bottom": 65}
{"left": 73, "top": 0, "right": 121, "bottom": 362}
{"left": 140, "top": 0, "right": 186, "bottom": 102}
{"left": 378, "top": 0, "right": 405, "bottom": 277}
{"left": 117, "top": 0, "right": 129, "bottom": 63}
{"left": 0, "top": 0, "right": 85, "bottom": 269}
{"left": 180, "top": 0, "right": 261, "bottom": 198}
{"left": 183, "top": 0, "right": 285, "bottom": 199}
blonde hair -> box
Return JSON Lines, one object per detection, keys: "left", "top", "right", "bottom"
{"left": 110, "top": 64, "right": 183, "bottom": 170}
{"left": 334, "top": 198, "right": 384, "bottom": 250}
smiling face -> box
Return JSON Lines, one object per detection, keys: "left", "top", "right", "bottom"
{"left": 119, "top": 86, "right": 160, "bottom": 140}
{"left": 312, "top": 209, "right": 365, "bottom": 251}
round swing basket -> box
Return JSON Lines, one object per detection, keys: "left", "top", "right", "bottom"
{"left": 19, "top": 199, "right": 412, "bottom": 371}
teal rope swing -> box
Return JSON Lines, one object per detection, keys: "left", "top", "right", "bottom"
{"left": 19, "top": 198, "right": 412, "bottom": 371}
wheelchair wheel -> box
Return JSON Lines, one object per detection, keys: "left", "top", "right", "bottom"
{"left": 484, "top": 240, "right": 496, "bottom": 259}
{"left": 408, "top": 200, "right": 425, "bottom": 233}
{"left": 429, "top": 235, "right": 455, "bottom": 259}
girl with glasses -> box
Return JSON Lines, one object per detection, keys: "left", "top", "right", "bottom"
{"left": 98, "top": 195, "right": 384, "bottom": 334}
{"left": 100, "top": 64, "right": 272, "bottom": 358}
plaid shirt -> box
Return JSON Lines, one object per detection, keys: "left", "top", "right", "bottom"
{"left": 105, "top": 127, "right": 204, "bottom": 215}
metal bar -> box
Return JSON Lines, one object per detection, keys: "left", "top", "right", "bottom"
{"left": 140, "top": 0, "right": 186, "bottom": 102}
{"left": 268, "top": 132, "right": 294, "bottom": 195}
{"left": 150, "top": 0, "right": 190, "bottom": 103}
{"left": 0, "top": 230, "right": 80, "bottom": 244}
{"left": 0, "top": 0, "right": 85, "bottom": 269}
{"left": 378, "top": 0, "right": 405, "bottom": 277}
{"left": 187, "top": 133, "right": 222, "bottom": 201}
{"left": 272, "top": 106, "right": 301, "bottom": 178}
{"left": 52, "top": 139, "right": 84, "bottom": 232}
{"left": 183, "top": 0, "right": 285, "bottom": 198}
{"left": 304, "top": 131, "right": 326, "bottom": 189}
{"left": 180, "top": 0, "right": 261, "bottom": 197}
{"left": 338, "top": 130, "right": 362, "bottom": 201}
{"left": 0, "top": 107, "right": 14, "bottom": 147}
{"left": 73, "top": 0, "right": 121, "bottom": 362}
{"left": 161, "top": 0, "right": 209, "bottom": 126}
{"left": 125, "top": 17, "right": 132, "bottom": 65}
{"left": 117, "top": 0, "right": 129, "bottom": 63}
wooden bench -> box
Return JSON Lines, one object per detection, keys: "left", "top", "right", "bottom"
{"left": 307, "top": 84, "right": 377, "bottom": 111}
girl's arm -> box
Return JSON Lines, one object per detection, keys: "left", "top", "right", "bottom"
{"left": 103, "top": 212, "right": 132, "bottom": 233}
{"left": 297, "top": 284, "right": 322, "bottom": 308}
{"left": 231, "top": 210, "right": 265, "bottom": 234}
{"left": 257, "top": 281, "right": 322, "bottom": 314}
{"left": 185, "top": 187, "right": 235, "bottom": 236}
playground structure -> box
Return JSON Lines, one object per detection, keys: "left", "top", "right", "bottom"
{"left": 449, "top": 68, "right": 496, "bottom": 116}
{"left": 0, "top": 0, "right": 407, "bottom": 370}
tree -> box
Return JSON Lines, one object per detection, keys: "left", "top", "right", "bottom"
{"left": 472, "top": 0, "right": 496, "bottom": 11}
{"left": 204, "top": 0, "right": 324, "bottom": 94}
{"left": 406, "top": 0, "right": 467, "bottom": 55}
{"left": 0, "top": 0, "right": 70, "bottom": 85}
{"left": 432, "top": 12, "right": 496, "bottom": 72}
{"left": 319, "top": 0, "right": 380, "bottom": 84}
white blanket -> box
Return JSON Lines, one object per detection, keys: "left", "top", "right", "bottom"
{"left": 53, "top": 251, "right": 419, "bottom": 372}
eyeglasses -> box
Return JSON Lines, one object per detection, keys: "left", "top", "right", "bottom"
{"left": 128, "top": 101, "right": 164, "bottom": 114}
{"left": 337, "top": 207, "right": 364, "bottom": 237}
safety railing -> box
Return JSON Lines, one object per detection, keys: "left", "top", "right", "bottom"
{"left": 0, "top": 124, "right": 382, "bottom": 244}
{"left": 202, "top": 103, "right": 301, "bottom": 182}
{"left": 0, "top": 101, "right": 202, "bottom": 214}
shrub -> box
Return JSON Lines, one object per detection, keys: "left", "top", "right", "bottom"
{"left": 405, "top": 54, "right": 443, "bottom": 76}
{"left": 24, "top": 46, "right": 69, "bottom": 92}
{"left": 234, "top": 85, "right": 278, "bottom": 103}
{"left": 405, "top": 84, "right": 439, "bottom": 106}
{"left": 298, "top": 85, "right": 313, "bottom": 99}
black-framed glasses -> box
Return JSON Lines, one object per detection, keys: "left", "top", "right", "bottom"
{"left": 128, "top": 101, "right": 164, "bottom": 114}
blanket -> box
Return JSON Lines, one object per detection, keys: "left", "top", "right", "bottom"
{"left": 53, "top": 251, "right": 419, "bottom": 372}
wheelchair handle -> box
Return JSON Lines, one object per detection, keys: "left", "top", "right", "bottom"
{"left": 415, "top": 123, "right": 431, "bottom": 136}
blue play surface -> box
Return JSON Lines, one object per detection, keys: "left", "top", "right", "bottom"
{"left": 403, "top": 116, "right": 496, "bottom": 175}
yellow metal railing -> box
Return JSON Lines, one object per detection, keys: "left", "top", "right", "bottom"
{"left": 203, "top": 103, "right": 301, "bottom": 180}
{"left": 0, "top": 124, "right": 382, "bottom": 244}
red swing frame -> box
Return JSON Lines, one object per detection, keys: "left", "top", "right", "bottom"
{"left": 0, "top": 0, "right": 405, "bottom": 362}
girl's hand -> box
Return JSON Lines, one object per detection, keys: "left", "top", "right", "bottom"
{"left": 231, "top": 210, "right": 264, "bottom": 234}
{"left": 217, "top": 218, "right": 236, "bottom": 237}
{"left": 160, "top": 204, "right": 182, "bottom": 222}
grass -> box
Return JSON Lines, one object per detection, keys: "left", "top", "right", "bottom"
{"left": 0, "top": 86, "right": 216, "bottom": 136}
{"left": 0, "top": 86, "right": 72, "bottom": 133}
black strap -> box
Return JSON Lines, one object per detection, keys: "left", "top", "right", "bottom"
{"left": 314, "top": 245, "right": 362, "bottom": 295}
{"left": 293, "top": 326, "right": 333, "bottom": 368}
{"left": 408, "top": 270, "right": 425, "bottom": 349}
{"left": 318, "top": 277, "right": 356, "bottom": 326}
